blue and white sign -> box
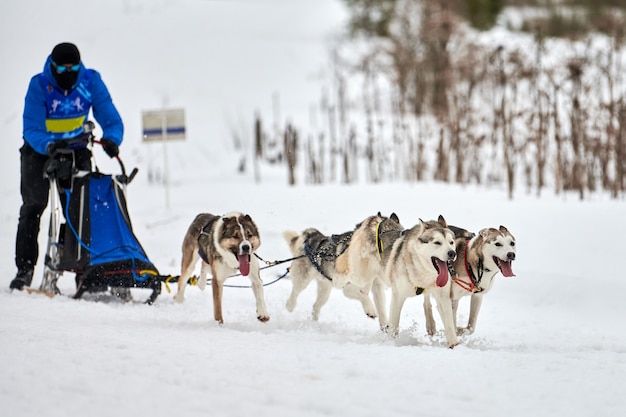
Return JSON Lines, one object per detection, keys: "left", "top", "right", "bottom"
{"left": 142, "top": 108, "right": 186, "bottom": 142}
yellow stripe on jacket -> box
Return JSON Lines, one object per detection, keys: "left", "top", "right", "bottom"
{"left": 45, "top": 115, "right": 86, "bottom": 133}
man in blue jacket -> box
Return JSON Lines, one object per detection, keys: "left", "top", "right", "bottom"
{"left": 10, "top": 42, "right": 124, "bottom": 291}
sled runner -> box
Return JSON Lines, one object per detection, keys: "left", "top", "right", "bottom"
{"left": 39, "top": 122, "right": 162, "bottom": 304}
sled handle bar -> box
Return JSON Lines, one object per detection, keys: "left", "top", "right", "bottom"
{"left": 115, "top": 158, "right": 138, "bottom": 185}
{"left": 105, "top": 147, "right": 138, "bottom": 185}
{"left": 45, "top": 136, "right": 139, "bottom": 185}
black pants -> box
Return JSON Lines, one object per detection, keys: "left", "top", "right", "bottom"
{"left": 15, "top": 143, "right": 91, "bottom": 271}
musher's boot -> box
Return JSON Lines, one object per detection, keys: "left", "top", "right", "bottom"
{"left": 10, "top": 268, "right": 34, "bottom": 291}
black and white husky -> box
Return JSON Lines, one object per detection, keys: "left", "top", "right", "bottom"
{"left": 174, "top": 212, "right": 269, "bottom": 324}
{"left": 424, "top": 225, "right": 516, "bottom": 336}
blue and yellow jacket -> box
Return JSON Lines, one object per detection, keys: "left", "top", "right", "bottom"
{"left": 23, "top": 55, "right": 123, "bottom": 155}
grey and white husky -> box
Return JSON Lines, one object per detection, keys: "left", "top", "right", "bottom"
{"left": 383, "top": 215, "right": 459, "bottom": 348}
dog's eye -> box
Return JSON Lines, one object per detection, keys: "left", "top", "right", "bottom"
{"left": 495, "top": 242, "right": 503, "bottom": 247}
{"left": 434, "top": 241, "right": 441, "bottom": 246}
{"left": 510, "top": 241, "right": 515, "bottom": 247}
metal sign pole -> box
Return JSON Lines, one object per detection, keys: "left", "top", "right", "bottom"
{"left": 161, "top": 112, "right": 170, "bottom": 210}
{"left": 142, "top": 107, "right": 186, "bottom": 210}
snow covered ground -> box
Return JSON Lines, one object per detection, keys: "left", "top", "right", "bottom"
{"left": 2, "top": 174, "right": 625, "bottom": 417}
{"left": 1, "top": 1, "right": 625, "bottom": 417}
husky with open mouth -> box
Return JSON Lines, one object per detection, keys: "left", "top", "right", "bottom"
{"left": 383, "top": 215, "right": 459, "bottom": 348}
{"left": 424, "top": 225, "right": 516, "bottom": 336}
{"left": 174, "top": 212, "right": 269, "bottom": 324}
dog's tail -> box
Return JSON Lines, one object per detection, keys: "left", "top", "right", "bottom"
{"left": 282, "top": 230, "right": 301, "bottom": 255}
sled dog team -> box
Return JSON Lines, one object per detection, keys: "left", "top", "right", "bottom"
{"left": 175, "top": 211, "right": 516, "bottom": 348}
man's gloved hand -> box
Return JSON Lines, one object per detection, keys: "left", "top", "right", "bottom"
{"left": 101, "top": 138, "right": 119, "bottom": 158}
{"left": 46, "top": 140, "right": 69, "bottom": 156}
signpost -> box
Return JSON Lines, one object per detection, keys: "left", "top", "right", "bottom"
{"left": 142, "top": 108, "right": 186, "bottom": 209}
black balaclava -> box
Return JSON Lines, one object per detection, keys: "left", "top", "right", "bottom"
{"left": 50, "top": 42, "right": 81, "bottom": 90}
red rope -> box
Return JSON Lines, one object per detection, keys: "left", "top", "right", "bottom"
{"left": 453, "top": 244, "right": 477, "bottom": 292}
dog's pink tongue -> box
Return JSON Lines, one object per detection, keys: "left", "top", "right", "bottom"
{"left": 238, "top": 254, "right": 250, "bottom": 276}
{"left": 500, "top": 260, "right": 515, "bottom": 277}
{"left": 436, "top": 259, "right": 448, "bottom": 287}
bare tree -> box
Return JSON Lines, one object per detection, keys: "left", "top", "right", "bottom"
{"left": 284, "top": 123, "right": 298, "bottom": 186}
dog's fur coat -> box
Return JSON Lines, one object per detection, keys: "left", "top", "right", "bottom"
{"left": 383, "top": 215, "right": 459, "bottom": 347}
{"left": 283, "top": 212, "right": 403, "bottom": 327}
{"left": 174, "top": 212, "right": 269, "bottom": 324}
{"left": 424, "top": 225, "right": 516, "bottom": 336}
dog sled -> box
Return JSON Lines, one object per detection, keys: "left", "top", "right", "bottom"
{"left": 37, "top": 122, "right": 162, "bottom": 304}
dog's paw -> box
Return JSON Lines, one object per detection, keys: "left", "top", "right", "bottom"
{"left": 257, "top": 314, "right": 270, "bottom": 322}
{"left": 426, "top": 324, "right": 437, "bottom": 336}
{"left": 387, "top": 327, "right": 400, "bottom": 338}
{"left": 173, "top": 293, "right": 184, "bottom": 303}
{"left": 457, "top": 326, "right": 474, "bottom": 336}
{"left": 285, "top": 298, "right": 296, "bottom": 312}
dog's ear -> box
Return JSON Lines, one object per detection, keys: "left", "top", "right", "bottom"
{"left": 223, "top": 216, "right": 241, "bottom": 230}
{"left": 499, "top": 225, "right": 509, "bottom": 234}
{"left": 449, "top": 225, "right": 470, "bottom": 239}
{"left": 437, "top": 215, "right": 448, "bottom": 228}
{"left": 244, "top": 214, "right": 258, "bottom": 229}
{"left": 377, "top": 211, "right": 382, "bottom": 217}
{"left": 390, "top": 212, "right": 400, "bottom": 223}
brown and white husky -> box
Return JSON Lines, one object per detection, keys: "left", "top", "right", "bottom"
{"left": 424, "top": 225, "right": 516, "bottom": 336}
{"left": 174, "top": 212, "right": 269, "bottom": 324}
{"left": 283, "top": 212, "right": 403, "bottom": 328}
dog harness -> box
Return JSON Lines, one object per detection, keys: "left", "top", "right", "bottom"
{"left": 196, "top": 223, "right": 214, "bottom": 265}
{"left": 451, "top": 244, "right": 484, "bottom": 293}
{"left": 304, "top": 232, "right": 353, "bottom": 282}
{"left": 304, "top": 243, "right": 333, "bottom": 281}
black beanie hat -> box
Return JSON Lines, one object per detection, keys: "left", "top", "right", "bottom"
{"left": 51, "top": 42, "right": 81, "bottom": 65}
